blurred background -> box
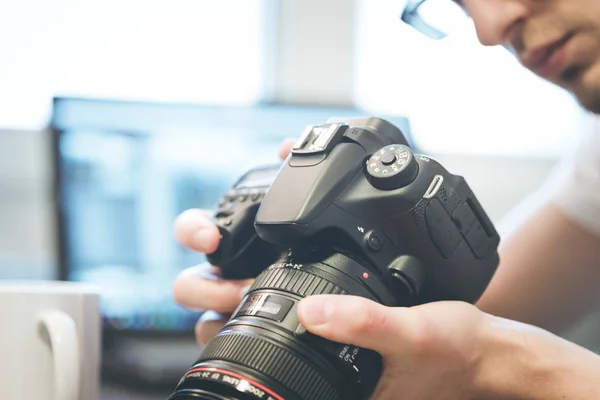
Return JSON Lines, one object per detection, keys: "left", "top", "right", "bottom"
{"left": 1, "top": 0, "right": 599, "bottom": 398}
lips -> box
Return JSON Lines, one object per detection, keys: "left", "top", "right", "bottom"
{"left": 520, "top": 33, "right": 574, "bottom": 79}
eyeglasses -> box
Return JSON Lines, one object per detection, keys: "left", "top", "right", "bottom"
{"left": 400, "top": 0, "right": 469, "bottom": 39}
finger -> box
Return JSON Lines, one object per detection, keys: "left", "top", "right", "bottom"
{"left": 279, "top": 138, "right": 296, "bottom": 160}
{"left": 209, "top": 265, "right": 222, "bottom": 278}
{"left": 195, "top": 311, "right": 229, "bottom": 345}
{"left": 297, "top": 295, "right": 414, "bottom": 355}
{"left": 173, "top": 209, "right": 220, "bottom": 254}
{"left": 173, "top": 264, "right": 253, "bottom": 314}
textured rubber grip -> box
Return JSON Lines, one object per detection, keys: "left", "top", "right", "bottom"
{"left": 250, "top": 267, "right": 348, "bottom": 297}
{"left": 196, "top": 332, "right": 341, "bottom": 400}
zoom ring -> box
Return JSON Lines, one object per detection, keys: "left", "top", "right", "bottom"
{"left": 196, "top": 332, "right": 341, "bottom": 400}
{"left": 250, "top": 267, "right": 348, "bottom": 297}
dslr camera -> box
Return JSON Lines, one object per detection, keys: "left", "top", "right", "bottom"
{"left": 169, "top": 117, "right": 500, "bottom": 400}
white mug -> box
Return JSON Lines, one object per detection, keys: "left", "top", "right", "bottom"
{"left": 0, "top": 280, "right": 102, "bottom": 400}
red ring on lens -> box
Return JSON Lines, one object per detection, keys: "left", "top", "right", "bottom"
{"left": 187, "top": 367, "right": 285, "bottom": 400}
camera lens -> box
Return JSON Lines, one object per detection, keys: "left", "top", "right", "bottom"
{"left": 170, "top": 391, "right": 244, "bottom": 400}
{"left": 169, "top": 247, "right": 397, "bottom": 400}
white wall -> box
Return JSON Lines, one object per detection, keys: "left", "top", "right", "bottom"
{"left": 272, "top": 0, "right": 357, "bottom": 105}
{"left": 0, "top": 129, "right": 56, "bottom": 279}
{"left": 0, "top": 0, "right": 270, "bottom": 130}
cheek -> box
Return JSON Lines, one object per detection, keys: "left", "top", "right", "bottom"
{"left": 570, "top": 33, "right": 599, "bottom": 69}
{"left": 581, "top": 58, "right": 600, "bottom": 94}
{"left": 578, "top": 33, "right": 600, "bottom": 85}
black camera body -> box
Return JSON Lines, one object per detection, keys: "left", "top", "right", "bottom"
{"left": 209, "top": 117, "right": 498, "bottom": 305}
{"left": 206, "top": 165, "right": 286, "bottom": 280}
{"left": 171, "top": 117, "right": 500, "bottom": 400}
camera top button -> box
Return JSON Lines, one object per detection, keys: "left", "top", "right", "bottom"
{"left": 381, "top": 152, "right": 396, "bottom": 166}
{"left": 365, "top": 144, "right": 419, "bottom": 190}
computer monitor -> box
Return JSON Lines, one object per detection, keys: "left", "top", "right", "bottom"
{"left": 50, "top": 97, "right": 413, "bottom": 336}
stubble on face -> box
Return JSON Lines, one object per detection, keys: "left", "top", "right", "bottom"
{"left": 511, "top": 0, "right": 600, "bottom": 112}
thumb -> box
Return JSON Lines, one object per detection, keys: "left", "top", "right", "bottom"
{"left": 297, "top": 295, "right": 412, "bottom": 355}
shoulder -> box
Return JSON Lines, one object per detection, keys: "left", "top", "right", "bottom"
{"left": 547, "top": 113, "right": 600, "bottom": 237}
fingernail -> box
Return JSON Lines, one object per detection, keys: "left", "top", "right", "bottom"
{"left": 193, "top": 229, "right": 214, "bottom": 253}
{"left": 298, "top": 297, "right": 334, "bottom": 327}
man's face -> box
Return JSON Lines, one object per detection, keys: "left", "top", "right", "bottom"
{"left": 462, "top": 0, "right": 600, "bottom": 112}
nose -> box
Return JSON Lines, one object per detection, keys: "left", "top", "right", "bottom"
{"left": 465, "top": 0, "right": 530, "bottom": 47}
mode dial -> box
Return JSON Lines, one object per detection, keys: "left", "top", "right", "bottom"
{"left": 366, "top": 144, "right": 419, "bottom": 190}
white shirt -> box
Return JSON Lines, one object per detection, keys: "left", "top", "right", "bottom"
{"left": 548, "top": 113, "right": 600, "bottom": 237}
{"left": 496, "top": 112, "right": 600, "bottom": 241}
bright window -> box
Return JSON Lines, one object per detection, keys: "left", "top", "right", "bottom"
{"left": 353, "top": 0, "right": 587, "bottom": 157}
{"left": 0, "top": 0, "right": 271, "bottom": 129}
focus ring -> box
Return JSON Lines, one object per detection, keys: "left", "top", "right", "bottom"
{"left": 196, "top": 332, "right": 341, "bottom": 400}
{"left": 251, "top": 267, "right": 348, "bottom": 297}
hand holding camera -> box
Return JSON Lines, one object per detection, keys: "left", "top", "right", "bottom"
{"left": 172, "top": 117, "right": 500, "bottom": 400}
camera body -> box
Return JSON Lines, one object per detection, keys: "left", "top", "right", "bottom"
{"left": 172, "top": 117, "right": 500, "bottom": 400}
{"left": 209, "top": 116, "right": 499, "bottom": 306}
{"left": 206, "top": 165, "right": 286, "bottom": 280}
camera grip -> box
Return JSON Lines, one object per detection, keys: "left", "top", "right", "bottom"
{"left": 206, "top": 204, "right": 267, "bottom": 280}
{"left": 205, "top": 182, "right": 285, "bottom": 280}
{"left": 207, "top": 226, "right": 282, "bottom": 280}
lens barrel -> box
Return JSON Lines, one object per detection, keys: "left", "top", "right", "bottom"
{"left": 169, "top": 247, "right": 396, "bottom": 400}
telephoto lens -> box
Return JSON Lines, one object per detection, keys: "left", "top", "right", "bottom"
{"left": 169, "top": 247, "right": 394, "bottom": 400}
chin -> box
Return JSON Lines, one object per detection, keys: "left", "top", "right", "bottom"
{"left": 576, "top": 90, "right": 600, "bottom": 114}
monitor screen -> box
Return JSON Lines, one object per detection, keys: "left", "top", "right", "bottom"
{"left": 50, "top": 97, "right": 412, "bottom": 333}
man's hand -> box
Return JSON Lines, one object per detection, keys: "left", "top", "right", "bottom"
{"left": 298, "top": 296, "right": 486, "bottom": 399}
{"left": 296, "top": 294, "right": 600, "bottom": 400}
{"left": 172, "top": 138, "right": 296, "bottom": 344}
